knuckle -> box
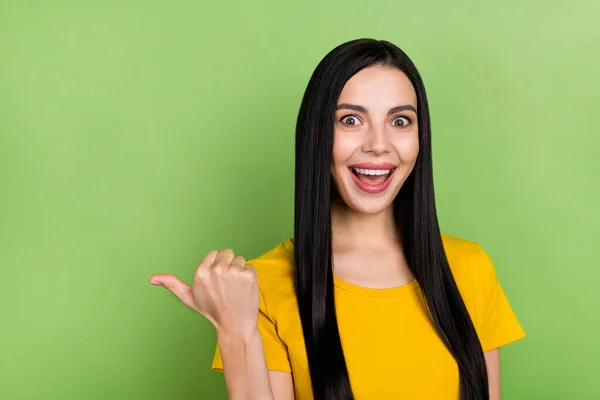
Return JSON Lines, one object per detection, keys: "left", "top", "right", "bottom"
{"left": 228, "top": 265, "right": 243, "bottom": 275}
{"left": 196, "top": 266, "right": 209, "bottom": 279}
{"left": 212, "top": 264, "right": 225, "bottom": 275}
{"left": 242, "top": 269, "right": 258, "bottom": 282}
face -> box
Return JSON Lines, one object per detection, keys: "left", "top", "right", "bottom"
{"left": 331, "top": 65, "right": 419, "bottom": 214}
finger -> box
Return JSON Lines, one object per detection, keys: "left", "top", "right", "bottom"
{"left": 227, "top": 256, "right": 246, "bottom": 275}
{"left": 195, "top": 250, "right": 218, "bottom": 280}
{"left": 149, "top": 274, "right": 198, "bottom": 311}
{"left": 198, "top": 250, "right": 218, "bottom": 269}
{"left": 244, "top": 263, "right": 256, "bottom": 273}
{"left": 213, "top": 249, "right": 235, "bottom": 266}
{"left": 240, "top": 263, "right": 258, "bottom": 281}
{"left": 231, "top": 255, "right": 246, "bottom": 269}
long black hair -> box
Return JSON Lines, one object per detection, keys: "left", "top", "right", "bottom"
{"left": 293, "top": 39, "right": 489, "bottom": 400}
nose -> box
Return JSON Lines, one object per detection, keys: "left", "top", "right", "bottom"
{"left": 362, "top": 124, "right": 391, "bottom": 155}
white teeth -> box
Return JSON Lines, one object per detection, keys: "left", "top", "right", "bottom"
{"left": 352, "top": 168, "right": 392, "bottom": 176}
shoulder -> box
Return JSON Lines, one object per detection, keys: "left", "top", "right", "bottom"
{"left": 441, "top": 232, "right": 494, "bottom": 275}
{"left": 441, "top": 232, "right": 485, "bottom": 263}
{"left": 247, "top": 238, "right": 295, "bottom": 280}
{"left": 440, "top": 233, "right": 497, "bottom": 301}
{"left": 442, "top": 233, "right": 526, "bottom": 349}
{"left": 247, "top": 238, "right": 296, "bottom": 316}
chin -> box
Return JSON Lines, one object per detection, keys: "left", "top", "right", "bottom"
{"left": 350, "top": 200, "right": 394, "bottom": 214}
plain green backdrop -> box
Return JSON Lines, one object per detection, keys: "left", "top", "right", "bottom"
{"left": 1, "top": 0, "right": 599, "bottom": 398}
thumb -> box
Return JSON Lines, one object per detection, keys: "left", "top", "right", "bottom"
{"left": 149, "top": 274, "right": 198, "bottom": 312}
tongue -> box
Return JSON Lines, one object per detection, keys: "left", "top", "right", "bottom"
{"left": 358, "top": 173, "right": 388, "bottom": 185}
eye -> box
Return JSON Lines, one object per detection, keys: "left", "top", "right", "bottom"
{"left": 340, "top": 115, "right": 362, "bottom": 126}
{"left": 392, "top": 116, "right": 411, "bottom": 127}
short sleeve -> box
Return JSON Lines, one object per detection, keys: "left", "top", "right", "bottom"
{"left": 211, "top": 283, "right": 292, "bottom": 373}
{"left": 473, "top": 244, "right": 526, "bottom": 352}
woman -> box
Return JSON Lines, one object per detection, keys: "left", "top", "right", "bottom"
{"left": 149, "top": 38, "right": 526, "bottom": 400}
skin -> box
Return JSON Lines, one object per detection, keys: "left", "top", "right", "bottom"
{"left": 330, "top": 65, "right": 419, "bottom": 289}
{"left": 150, "top": 250, "right": 276, "bottom": 400}
{"left": 149, "top": 65, "right": 501, "bottom": 400}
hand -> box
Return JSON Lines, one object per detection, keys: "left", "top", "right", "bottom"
{"left": 149, "top": 249, "right": 260, "bottom": 337}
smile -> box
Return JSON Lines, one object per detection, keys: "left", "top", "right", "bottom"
{"left": 348, "top": 165, "right": 397, "bottom": 194}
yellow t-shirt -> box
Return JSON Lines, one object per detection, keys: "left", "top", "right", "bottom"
{"left": 212, "top": 233, "right": 526, "bottom": 399}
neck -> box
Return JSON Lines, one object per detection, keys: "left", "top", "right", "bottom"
{"left": 330, "top": 196, "right": 401, "bottom": 250}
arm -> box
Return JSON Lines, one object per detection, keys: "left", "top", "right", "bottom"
{"left": 218, "top": 331, "right": 294, "bottom": 400}
{"left": 150, "top": 249, "right": 295, "bottom": 400}
{"left": 217, "top": 331, "right": 275, "bottom": 400}
{"left": 484, "top": 348, "right": 501, "bottom": 400}
{"left": 268, "top": 372, "right": 295, "bottom": 399}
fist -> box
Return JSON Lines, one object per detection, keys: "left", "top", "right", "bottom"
{"left": 149, "top": 249, "right": 259, "bottom": 336}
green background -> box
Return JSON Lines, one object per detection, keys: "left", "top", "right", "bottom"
{"left": 1, "top": 0, "right": 598, "bottom": 398}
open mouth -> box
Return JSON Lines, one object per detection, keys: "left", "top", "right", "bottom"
{"left": 350, "top": 167, "right": 396, "bottom": 185}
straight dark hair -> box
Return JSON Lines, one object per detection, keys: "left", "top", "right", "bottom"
{"left": 294, "top": 39, "right": 489, "bottom": 400}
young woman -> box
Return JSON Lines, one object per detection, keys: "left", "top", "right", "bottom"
{"left": 149, "top": 38, "right": 526, "bottom": 400}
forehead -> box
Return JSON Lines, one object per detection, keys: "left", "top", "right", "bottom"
{"left": 337, "top": 66, "right": 417, "bottom": 108}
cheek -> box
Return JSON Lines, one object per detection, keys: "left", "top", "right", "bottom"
{"left": 394, "top": 132, "right": 419, "bottom": 162}
{"left": 331, "top": 141, "right": 341, "bottom": 177}
{"left": 332, "top": 133, "right": 358, "bottom": 168}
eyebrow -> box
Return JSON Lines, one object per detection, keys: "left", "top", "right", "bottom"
{"left": 335, "top": 103, "right": 417, "bottom": 115}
